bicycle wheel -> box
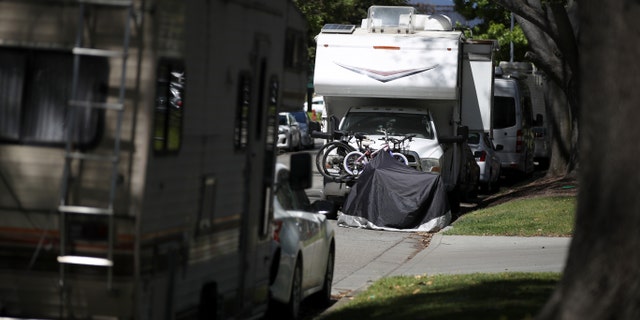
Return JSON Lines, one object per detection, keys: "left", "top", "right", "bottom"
{"left": 315, "top": 142, "right": 354, "bottom": 180}
{"left": 343, "top": 151, "right": 367, "bottom": 176}
{"left": 391, "top": 152, "right": 409, "bottom": 166}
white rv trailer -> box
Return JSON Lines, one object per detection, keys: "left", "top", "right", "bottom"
{"left": 313, "top": 6, "right": 495, "bottom": 210}
{"left": 0, "top": 0, "right": 309, "bottom": 318}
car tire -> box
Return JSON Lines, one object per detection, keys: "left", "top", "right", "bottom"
{"left": 314, "top": 243, "right": 335, "bottom": 307}
{"left": 294, "top": 132, "right": 302, "bottom": 151}
{"left": 285, "top": 258, "right": 302, "bottom": 320}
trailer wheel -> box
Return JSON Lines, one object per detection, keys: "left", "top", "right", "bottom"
{"left": 198, "top": 282, "right": 218, "bottom": 320}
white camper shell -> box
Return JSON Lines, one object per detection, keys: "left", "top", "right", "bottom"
{"left": 0, "top": 0, "right": 309, "bottom": 319}
{"left": 314, "top": 6, "right": 495, "bottom": 208}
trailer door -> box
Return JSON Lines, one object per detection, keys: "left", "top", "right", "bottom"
{"left": 237, "top": 34, "right": 276, "bottom": 316}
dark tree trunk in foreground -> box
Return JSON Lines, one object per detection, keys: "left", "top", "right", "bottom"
{"left": 537, "top": 1, "right": 640, "bottom": 319}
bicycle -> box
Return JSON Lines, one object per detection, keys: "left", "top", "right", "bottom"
{"left": 388, "top": 133, "right": 416, "bottom": 154}
{"left": 312, "top": 130, "right": 358, "bottom": 181}
{"left": 342, "top": 129, "right": 409, "bottom": 177}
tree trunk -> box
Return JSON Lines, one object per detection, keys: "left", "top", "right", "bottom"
{"left": 544, "top": 80, "right": 572, "bottom": 177}
{"left": 501, "top": 0, "right": 580, "bottom": 177}
{"left": 537, "top": 1, "right": 640, "bottom": 319}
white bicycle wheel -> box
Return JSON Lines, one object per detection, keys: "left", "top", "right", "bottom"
{"left": 343, "top": 151, "right": 367, "bottom": 176}
{"left": 391, "top": 152, "right": 409, "bottom": 166}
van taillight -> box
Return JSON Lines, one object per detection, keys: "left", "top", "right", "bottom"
{"left": 516, "top": 130, "right": 523, "bottom": 153}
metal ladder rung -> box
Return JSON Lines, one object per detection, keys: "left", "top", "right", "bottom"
{"left": 59, "top": 0, "right": 132, "bottom": 291}
{"left": 57, "top": 255, "right": 113, "bottom": 267}
{"left": 78, "top": 0, "right": 133, "bottom": 7}
{"left": 59, "top": 205, "right": 113, "bottom": 216}
{"left": 70, "top": 100, "right": 124, "bottom": 111}
{"left": 66, "top": 152, "right": 118, "bottom": 163}
{"left": 73, "top": 47, "right": 127, "bottom": 58}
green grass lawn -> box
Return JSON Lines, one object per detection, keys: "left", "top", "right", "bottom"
{"left": 319, "top": 195, "right": 576, "bottom": 320}
{"left": 446, "top": 196, "right": 576, "bottom": 237}
{"left": 321, "top": 272, "right": 560, "bottom": 320}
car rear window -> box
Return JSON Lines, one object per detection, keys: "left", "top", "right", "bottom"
{"left": 467, "top": 133, "right": 480, "bottom": 145}
{"left": 493, "top": 96, "right": 516, "bottom": 129}
{"left": 278, "top": 114, "right": 288, "bottom": 125}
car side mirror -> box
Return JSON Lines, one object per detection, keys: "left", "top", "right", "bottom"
{"left": 289, "top": 153, "right": 312, "bottom": 190}
{"left": 473, "top": 151, "right": 483, "bottom": 158}
{"left": 311, "top": 199, "right": 337, "bottom": 217}
{"left": 494, "top": 144, "right": 504, "bottom": 151}
{"left": 457, "top": 126, "right": 469, "bottom": 141}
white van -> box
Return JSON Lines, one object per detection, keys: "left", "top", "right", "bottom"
{"left": 493, "top": 76, "right": 536, "bottom": 175}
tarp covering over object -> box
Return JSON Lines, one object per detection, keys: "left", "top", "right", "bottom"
{"left": 338, "top": 151, "right": 451, "bottom": 232}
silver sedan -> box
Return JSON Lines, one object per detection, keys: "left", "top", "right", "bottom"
{"left": 269, "top": 163, "right": 336, "bottom": 319}
{"left": 278, "top": 112, "right": 302, "bottom": 152}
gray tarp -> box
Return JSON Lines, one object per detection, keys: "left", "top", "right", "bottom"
{"left": 338, "top": 151, "right": 451, "bottom": 232}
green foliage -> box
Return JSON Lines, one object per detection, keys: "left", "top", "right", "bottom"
{"left": 293, "top": 0, "right": 409, "bottom": 68}
{"left": 454, "top": 0, "right": 529, "bottom": 62}
{"left": 294, "top": 0, "right": 534, "bottom": 69}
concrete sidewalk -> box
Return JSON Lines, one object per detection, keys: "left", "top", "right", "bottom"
{"left": 323, "top": 232, "right": 571, "bottom": 316}
{"left": 392, "top": 233, "right": 571, "bottom": 276}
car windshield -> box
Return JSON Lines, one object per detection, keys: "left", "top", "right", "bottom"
{"left": 340, "top": 112, "right": 434, "bottom": 139}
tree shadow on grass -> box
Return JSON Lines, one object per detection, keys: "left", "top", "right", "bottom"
{"left": 320, "top": 277, "right": 558, "bottom": 320}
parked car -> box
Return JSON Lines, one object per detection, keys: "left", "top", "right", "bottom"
{"left": 290, "top": 110, "right": 317, "bottom": 150}
{"left": 269, "top": 163, "right": 336, "bottom": 319}
{"left": 278, "top": 112, "right": 301, "bottom": 151}
{"left": 468, "top": 131, "right": 503, "bottom": 192}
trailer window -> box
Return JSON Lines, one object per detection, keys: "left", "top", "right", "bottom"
{"left": 153, "top": 59, "right": 185, "bottom": 153}
{"left": 0, "top": 49, "right": 107, "bottom": 146}
{"left": 235, "top": 73, "right": 251, "bottom": 150}
{"left": 284, "top": 28, "right": 306, "bottom": 71}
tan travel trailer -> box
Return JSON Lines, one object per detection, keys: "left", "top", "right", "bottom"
{"left": 0, "top": 0, "right": 308, "bottom": 318}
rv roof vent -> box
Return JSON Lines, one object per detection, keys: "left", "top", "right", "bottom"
{"left": 321, "top": 24, "right": 357, "bottom": 34}
{"left": 414, "top": 14, "right": 453, "bottom": 31}
{"left": 366, "top": 6, "right": 415, "bottom": 34}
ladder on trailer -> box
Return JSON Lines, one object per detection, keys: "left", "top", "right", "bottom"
{"left": 57, "top": 0, "right": 134, "bottom": 293}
